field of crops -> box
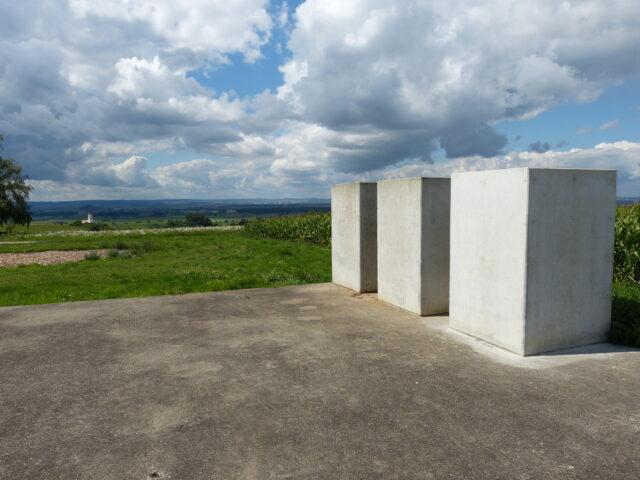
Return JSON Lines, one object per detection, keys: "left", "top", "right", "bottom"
{"left": 245, "top": 213, "right": 331, "bottom": 247}
{"left": 614, "top": 205, "right": 640, "bottom": 283}
{"left": 612, "top": 205, "right": 640, "bottom": 347}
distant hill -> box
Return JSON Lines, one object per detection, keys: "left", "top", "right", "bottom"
{"left": 28, "top": 198, "right": 331, "bottom": 222}
{"left": 617, "top": 198, "right": 640, "bottom": 205}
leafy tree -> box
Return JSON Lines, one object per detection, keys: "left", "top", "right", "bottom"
{"left": 184, "top": 212, "right": 213, "bottom": 227}
{"left": 0, "top": 135, "right": 33, "bottom": 232}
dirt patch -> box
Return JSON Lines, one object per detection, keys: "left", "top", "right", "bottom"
{"left": 0, "top": 249, "right": 113, "bottom": 267}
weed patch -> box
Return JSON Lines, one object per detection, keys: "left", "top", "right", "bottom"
{"left": 85, "top": 251, "right": 100, "bottom": 261}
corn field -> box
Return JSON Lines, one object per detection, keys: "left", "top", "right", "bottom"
{"left": 246, "top": 206, "right": 640, "bottom": 283}
{"left": 245, "top": 213, "right": 331, "bottom": 248}
{"left": 614, "top": 204, "right": 640, "bottom": 283}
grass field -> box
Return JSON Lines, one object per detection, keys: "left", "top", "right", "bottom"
{"left": 0, "top": 229, "right": 330, "bottom": 306}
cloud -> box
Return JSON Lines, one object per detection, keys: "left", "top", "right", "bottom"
{"left": 151, "top": 158, "right": 265, "bottom": 196}
{"left": 2, "top": 0, "right": 640, "bottom": 199}
{"left": 27, "top": 141, "right": 640, "bottom": 201}
{"left": 368, "top": 141, "right": 640, "bottom": 197}
{"left": 599, "top": 119, "right": 620, "bottom": 130}
{"left": 269, "top": 0, "right": 640, "bottom": 173}
{"left": 66, "top": 155, "right": 159, "bottom": 188}
{"left": 108, "top": 56, "right": 204, "bottom": 100}
{"left": 575, "top": 126, "right": 592, "bottom": 135}
{"left": 113, "top": 156, "right": 159, "bottom": 187}
{"left": 0, "top": 0, "right": 271, "bottom": 182}
{"left": 527, "top": 140, "right": 568, "bottom": 153}
{"left": 528, "top": 141, "right": 552, "bottom": 153}
{"left": 68, "top": 0, "right": 272, "bottom": 62}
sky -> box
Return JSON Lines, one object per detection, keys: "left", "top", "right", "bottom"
{"left": 1, "top": 0, "right": 639, "bottom": 201}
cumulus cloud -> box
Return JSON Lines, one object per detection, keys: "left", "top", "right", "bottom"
{"left": 2, "top": 0, "right": 640, "bottom": 199}
{"left": 28, "top": 141, "right": 640, "bottom": 200}
{"left": 108, "top": 56, "right": 204, "bottom": 100}
{"left": 367, "top": 141, "right": 640, "bottom": 197}
{"left": 273, "top": 0, "right": 640, "bottom": 172}
{"left": 66, "top": 155, "right": 159, "bottom": 188}
{"left": 151, "top": 158, "right": 267, "bottom": 196}
{"left": 0, "top": 0, "right": 270, "bottom": 182}
{"left": 68, "top": 0, "right": 272, "bottom": 62}
{"left": 113, "top": 156, "right": 159, "bottom": 187}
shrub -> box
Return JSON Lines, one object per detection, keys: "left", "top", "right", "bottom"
{"left": 184, "top": 212, "right": 214, "bottom": 227}
{"left": 245, "top": 213, "right": 331, "bottom": 247}
{"left": 166, "top": 219, "right": 186, "bottom": 228}
{"left": 611, "top": 282, "right": 640, "bottom": 347}
{"left": 164, "top": 212, "right": 214, "bottom": 228}
{"left": 88, "top": 222, "right": 109, "bottom": 232}
{"left": 107, "top": 250, "right": 120, "bottom": 259}
{"left": 85, "top": 251, "right": 100, "bottom": 261}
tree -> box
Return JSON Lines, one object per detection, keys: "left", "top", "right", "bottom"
{"left": 0, "top": 135, "right": 33, "bottom": 232}
{"left": 184, "top": 211, "right": 214, "bottom": 227}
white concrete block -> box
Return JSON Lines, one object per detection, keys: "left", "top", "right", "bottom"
{"left": 377, "top": 178, "right": 450, "bottom": 315}
{"left": 450, "top": 168, "right": 616, "bottom": 356}
{"left": 331, "top": 182, "right": 377, "bottom": 292}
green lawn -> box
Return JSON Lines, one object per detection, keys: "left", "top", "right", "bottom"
{"left": 0, "top": 230, "right": 330, "bottom": 306}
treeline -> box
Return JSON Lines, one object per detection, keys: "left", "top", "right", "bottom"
{"left": 166, "top": 212, "right": 221, "bottom": 228}
{"left": 29, "top": 200, "right": 330, "bottom": 222}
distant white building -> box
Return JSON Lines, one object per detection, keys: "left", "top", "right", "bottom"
{"left": 81, "top": 212, "right": 95, "bottom": 224}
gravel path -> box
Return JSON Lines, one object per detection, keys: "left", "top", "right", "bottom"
{"left": 0, "top": 250, "right": 112, "bottom": 267}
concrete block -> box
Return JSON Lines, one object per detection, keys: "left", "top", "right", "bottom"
{"left": 331, "top": 182, "right": 377, "bottom": 292}
{"left": 377, "top": 178, "right": 450, "bottom": 315}
{"left": 450, "top": 168, "right": 616, "bottom": 356}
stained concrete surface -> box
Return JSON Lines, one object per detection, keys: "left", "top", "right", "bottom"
{"left": 1, "top": 283, "right": 639, "bottom": 479}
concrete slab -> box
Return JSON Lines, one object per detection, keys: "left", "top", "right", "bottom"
{"left": 377, "top": 178, "right": 450, "bottom": 315}
{"left": 450, "top": 168, "right": 616, "bottom": 355}
{"left": 1, "top": 284, "right": 639, "bottom": 479}
{"left": 331, "top": 182, "right": 377, "bottom": 292}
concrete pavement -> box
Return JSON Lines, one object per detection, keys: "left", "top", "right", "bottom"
{"left": 1, "top": 283, "right": 639, "bottom": 479}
